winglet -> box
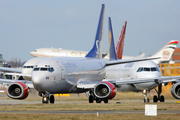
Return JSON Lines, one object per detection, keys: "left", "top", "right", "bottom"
{"left": 108, "top": 17, "right": 118, "bottom": 61}
{"left": 116, "top": 21, "right": 127, "bottom": 59}
{"left": 85, "top": 4, "right": 105, "bottom": 59}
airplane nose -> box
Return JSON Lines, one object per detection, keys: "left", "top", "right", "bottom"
{"left": 32, "top": 72, "right": 45, "bottom": 91}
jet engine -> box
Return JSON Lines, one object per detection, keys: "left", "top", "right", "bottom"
{"left": 94, "top": 81, "right": 116, "bottom": 99}
{"left": 171, "top": 82, "right": 180, "bottom": 99}
{"left": 7, "top": 82, "right": 29, "bottom": 99}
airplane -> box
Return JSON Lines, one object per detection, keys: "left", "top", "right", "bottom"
{"left": 30, "top": 21, "right": 127, "bottom": 59}
{"left": 0, "top": 57, "right": 43, "bottom": 81}
{"left": 0, "top": 8, "right": 127, "bottom": 81}
{"left": 0, "top": 4, "right": 163, "bottom": 104}
{"left": 106, "top": 17, "right": 180, "bottom": 103}
{"left": 105, "top": 40, "right": 179, "bottom": 64}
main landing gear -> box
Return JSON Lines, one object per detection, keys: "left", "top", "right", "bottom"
{"left": 153, "top": 84, "right": 165, "bottom": 102}
{"left": 39, "top": 91, "right": 55, "bottom": 104}
{"left": 88, "top": 91, "right": 108, "bottom": 104}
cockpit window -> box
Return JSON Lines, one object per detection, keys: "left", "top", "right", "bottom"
{"left": 151, "top": 67, "right": 157, "bottom": 71}
{"left": 137, "top": 67, "right": 160, "bottom": 72}
{"left": 48, "top": 68, "right": 54, "bottom": 72}
{"left": 144, "top": 68, "right": 150, "bottom": 71}
{"left": 34, "top": 68, "right": 40, "bottom": 71}
{"left": 137, "top": 67, "right": 143, "bottom": 72}
{"left": 40, "top": 68, "right": 48, "bottom": 71}
{"left": 33, "top": 67, "right": 54, "bottom": 72}
{"left": 23, "top": 66, "right": 34, "bottom": 68}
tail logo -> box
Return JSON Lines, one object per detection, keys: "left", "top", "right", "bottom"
{"left": 95, "top": 40, "right": 100, "bottom": 55}
{"left": 162, "top": 50, "right": 170, "bottom": 60}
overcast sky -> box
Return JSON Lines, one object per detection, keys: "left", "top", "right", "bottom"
{"left": 0, "top": 0, "right": 180, "bottom": 62}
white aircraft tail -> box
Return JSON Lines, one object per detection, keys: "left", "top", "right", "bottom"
{"left": 150, "top": 40, "right": 179, "bottom": 64}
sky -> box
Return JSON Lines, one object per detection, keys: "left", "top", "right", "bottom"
{"left": 0, "top": 0, "right": 180, "bottom": 62}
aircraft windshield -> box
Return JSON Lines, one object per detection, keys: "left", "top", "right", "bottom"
{"left": 33, "top": 67, "right": 54, "bottom": 72}
{"left": 137, "top": 67, "right": 160, "bottom": 72}
{"left": 23, "top": 66, "right": 34, "bottom": 68}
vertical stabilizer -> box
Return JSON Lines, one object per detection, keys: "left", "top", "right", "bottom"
{"left": 108, "top": 17, "right": 117, "bottom": 61}
{"left": 86, "top": 4, "right": 105, "bottom": 59}
{"left": 150, "top": 40, "right": 179, "bottom": 64}
{"left": 116, "top": 21, "right": 127, "bottom": 59}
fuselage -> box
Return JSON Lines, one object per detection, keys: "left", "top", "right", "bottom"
{"left": 31, "top": 56, "right": 162, "bottom": 94}
{"left": 21, "top": 58, "right": 44, "bottom": 80}
{"left": 106, "top": 60, "right": 162, "bottom": 91}
{"left": 32, "top": 57, "right": 106, "bottom": 94}
{"left": 30, "top": 48, "right": 87, "bottom": 57}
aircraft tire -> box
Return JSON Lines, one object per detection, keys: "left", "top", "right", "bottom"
{"left": 144, "top": 98, "right": 146, "bottom": 103}
{"left": 89, "top": 95, "right": 94, "bottom": 103}
{"left": 147, "top": 98, "right": 150, "bottom": 102}
{"left": 42, "top": 97, "right": 49, "bottom": 104}
{"left": 153, "top": 95, "right": 158, "bottom": 102}
{"left": 160, "top": 95, "right": 165, "bottom": 102}
{"left": 50, "top": 95, "right": 55, "bottom": 104}
{"left": 104, "top": 99, "right": 108, "bottom": 103}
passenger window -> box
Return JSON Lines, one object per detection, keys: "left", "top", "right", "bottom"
{"left": 31, "top": 66, "right": 34, "bottom": 68}
{"left": 27, "top": 66, "right": 31, "bottom": 68}
{"left": 23, "top": 66, "right": 27, "bottom": 68}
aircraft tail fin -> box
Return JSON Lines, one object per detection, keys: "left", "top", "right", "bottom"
{"left": 150, "top": 40, "right": 179, "bottom": 63}
{"left": 108, "top": 17, "right": 118, "bottom": 61}
{"left": 116, "top": 21, "right": 127, "bottom": 59}
{"left": 86, "top": 4, "right": 105, "bottom": 59}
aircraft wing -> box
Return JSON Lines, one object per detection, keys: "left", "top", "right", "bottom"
{"left": 106, "top": 57, "right": 160, "bottom": 66}
{"left": 103, "top": 76, "right": 180, "bottom": 85}
{"left": 77, "top": 81, "right": 99, "bottom": 89}
{"left": 77, "top": 76, "right": 180, "bottom": 89}
{"left": 0, "top": 79, "right": 33, "bottom": 89}
{"left": 0, "top": 67, "right": 22, "bottom": 73}
{"left": 4, "top": 72, "right": 31, "bottom": 77}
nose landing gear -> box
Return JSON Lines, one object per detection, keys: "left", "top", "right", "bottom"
{"left": 143, "top": 90, "right": 150, "bottom": 103}
{"left": 39, "top": 91, "right": 55, "bottom": 104}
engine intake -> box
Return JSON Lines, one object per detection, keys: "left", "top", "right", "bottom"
{"left": 171, "top": 82, "right": 180, "bottom": 99}
{"left": 94, "top": 81, "right": 116, "bottom": 99}
{"left": 7, "top": 82, "right": 29, "bottom": 99}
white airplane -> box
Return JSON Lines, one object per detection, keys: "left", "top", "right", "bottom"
{"left": 0, "top": 58, "right": 43, "bottom": 81}
{"left": 105, "top": 17, "right": 180, "bottom": 103}
{"left": 30, "top": 21, "right": 127, "bottom": 59}
{"left": 105, "top": 40, "right": 179, "bottom": 64}
{"left": 0, "top": 5, "right": 165, "bottom": 104}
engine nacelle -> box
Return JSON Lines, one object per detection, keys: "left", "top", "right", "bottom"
{"left": 7, "top": 82, "right": 29, "bottom": 99}
{"left": 171, "top": 82, "right": 180, "bottom": 99}
{"left": 94, "top": 81, "right": 116, "bottom": 99}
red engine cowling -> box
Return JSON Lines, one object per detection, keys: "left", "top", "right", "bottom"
{"left": 7, "top": 82, "right": 29, "bottom": 99}
{"left": 171, "top": 82, "right": 180, "bottom": 99}
{"left": 94, "top": 81, "right": 116, "bottom": 99}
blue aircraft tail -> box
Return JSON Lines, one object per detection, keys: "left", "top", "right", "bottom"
{"left": 85, "top": 4, "right": 105, "bottom": 59}
{"left": 108, "top": 17, "right": 118, "bottom": 61}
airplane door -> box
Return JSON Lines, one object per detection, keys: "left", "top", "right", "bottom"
{"left": 56, "top": 61, "right": 66, "bottom": 81}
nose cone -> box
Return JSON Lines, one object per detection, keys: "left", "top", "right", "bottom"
{"left": 137, "top": 72, "right": 161, "bottom": 78}
{"left": 32, "top": 72, "right": 46, "bottom": 91}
